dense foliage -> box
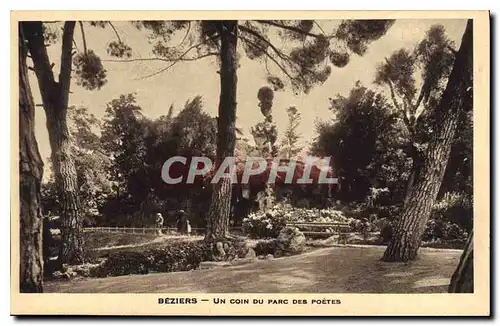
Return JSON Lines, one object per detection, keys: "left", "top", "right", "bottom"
{"left": 94, "top": 241, "right": 212, "bottom": 277}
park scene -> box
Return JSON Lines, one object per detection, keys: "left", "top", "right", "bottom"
{"left": 18, "top": 18, "right": 473, "bottom": 294}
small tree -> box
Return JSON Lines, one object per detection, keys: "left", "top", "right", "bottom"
{"left": 281, "top": 106, "right": 303, "bottom": 159}
{"left": 68, "top": 107, "right": 113, "bottom": 224}
{"left": 310, "top": 83, "right": 399, "bottom": 201}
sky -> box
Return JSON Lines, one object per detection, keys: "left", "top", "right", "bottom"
{"left": 29, "top": 19, "right": 467, "bottom": 178}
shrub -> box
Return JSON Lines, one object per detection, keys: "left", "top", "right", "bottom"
{"left": 243, "top": 209, "right": 287, "bottom": 238}
{"left": 96, "top": 251, "right": 152, "bottom": 277}
{"left": 423, "top": 220, "right": 468, "bottom": 242}
{"left": 146, "top": 242, "right": 211, "bottom": 273}
{"left": 254, "top": 239, "right": 280, "bottom": 257}
{"left": 431, "top": 192, "right": 473, "bottom": 231}
{"left": 276, "top": 227, "right": 306, "bottom": 255}
{"left": 421, "top": 192, "right": 471, "bottom": 242}
{"left": 95, "top": 241, "right": 213, "bottom": 277}
{"left": 376, "top": 218, "right": 394, "bottom": 244}
{"left": 376, "top": 205, "right": 402, "bottom": 221}
{"left": 242, "top": 205, "right": 349, "bottom": 239}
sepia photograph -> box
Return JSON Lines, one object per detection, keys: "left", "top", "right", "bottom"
{"left": 11, "top": 11, "right": 490, "bottom": 316}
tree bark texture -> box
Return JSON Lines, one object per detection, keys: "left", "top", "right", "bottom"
{"left": 19, "top": 25, "right": 45, "bottom": 292}
{"left": 205, "top": 21, "right": 238, "bottom": 241}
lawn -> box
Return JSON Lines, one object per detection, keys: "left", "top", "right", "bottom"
{"left": 45, "top": 245, "right": 461, "bottom": 293}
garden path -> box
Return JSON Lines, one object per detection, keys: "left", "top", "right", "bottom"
{"left": 46, "top": 246, "right": 460, "bottom": 293}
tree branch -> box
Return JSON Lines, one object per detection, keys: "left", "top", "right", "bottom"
{"left": 313, "top": 21, "right": 326, "bottom": 35}
{"left": 239, "top": 26, "right": 319, "bottom": 83}
{"left": 59, "top": 21, "right": 76, "bottom": 107}
{"left": 386, "top": 79, "right": 402, "bottom": 112}
{"left": 134, "top": 35, "right": 219, "bottom": 80}
{"left": 72, "top": 38, "right": 79, "bottom": 51}
{"left": 256, "top": 20, "right": 327, "bottom": 39}
{"left": 107, "top": 21, "right": 122, "bottom": 43}
{"left": 412, "top": 81, "right": 427, "bottom": 115}
{"left": 105, "top": 52, "right": 218, "bottom": 64}
{"left": 177, "top": 21, "right": 191, "bottom": 47}
{"left": 135, "top": 52, "right": 217, "bottom": 80}
{"left": 238, "top": 24, "right": 291, "bottom": 62}
{"left": 238, "top": 34, "right": 295, "bottom": 82}
{"left": 79, "top": 21, "right": 87, "bottom": 54}
{"left": 386, "top": 78, "right": 414, "bottom": 135}
{"left": 22, "top": 21, "right": 57, "bottom": 108}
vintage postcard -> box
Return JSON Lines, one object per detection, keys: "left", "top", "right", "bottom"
{"left": 11, "top": 11, "right": 490, "bottom": 316}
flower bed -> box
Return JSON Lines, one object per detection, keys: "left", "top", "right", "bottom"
{"left": 242, "top": 205, "right": 351, "bottom": 239}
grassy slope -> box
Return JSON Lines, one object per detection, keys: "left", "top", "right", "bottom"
{"left": 84, "top": 232, "right": 159, "bottom": 251}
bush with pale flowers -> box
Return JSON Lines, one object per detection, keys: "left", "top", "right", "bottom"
{"left": 242, "top": 204, "right": 349, "bottom": 239}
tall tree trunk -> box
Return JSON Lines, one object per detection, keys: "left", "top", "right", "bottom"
{"left": 403, "top": 145, "right": 424, "bottom": 205}
{"left": 23, "top": 21, "right": 85, "bottom": 265}
{"left": 19, "top": 26, "right": 45, "bottom": 293}
{"left": 205, "top": 21, "right": 238, "bottom": 241}
{"left": 449, "top": 230, "right": 474, "bottom": 293}
{"left": 382, "top": 20, "right": 473, "bottom": 262}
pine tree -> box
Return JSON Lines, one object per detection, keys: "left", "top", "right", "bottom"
{"left": 104, "top": 19, "right": 395, "bottom": 240}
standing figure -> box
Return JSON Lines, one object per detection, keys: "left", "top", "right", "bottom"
{"left": 176, "top": 209, "right": 188, "bottom": 234}
{"left": 155, "top": 213, "right": 164, "bottom": 236}
{"left": 186, "top": 219, "right": 192, "bottom": 236}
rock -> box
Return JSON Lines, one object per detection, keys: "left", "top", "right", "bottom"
{"left": 72, "top": 263, "right": 101, "bottom": 277}
{"left": 215, "top": 242, "right": 226, "bottom": 260}
{"left": 265, "top": 254, "right": 274, "bottom": 260}
{"left": 277, "top": 226, "right": 306, "bottom": 255}
{"left": 234, "top": 241, "right": 252, "bottom": 258}
{"left": 244, "top": 247, "right": 256, "bottom": 259}
{"left": 257, "top": 255, "right": 264, "bottom": 260}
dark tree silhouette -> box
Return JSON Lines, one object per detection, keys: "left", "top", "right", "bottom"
{"left": 19, "top": 26, "right": 44, "bottom": 292}
{"left": 108, "top": 19, "right": 395, "bottom": 240}
{"left": 382, "top": 20, "right": 473, "bottom": 262}
{"left": 449, "top": 230, "right": 473, "bottom": 292}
